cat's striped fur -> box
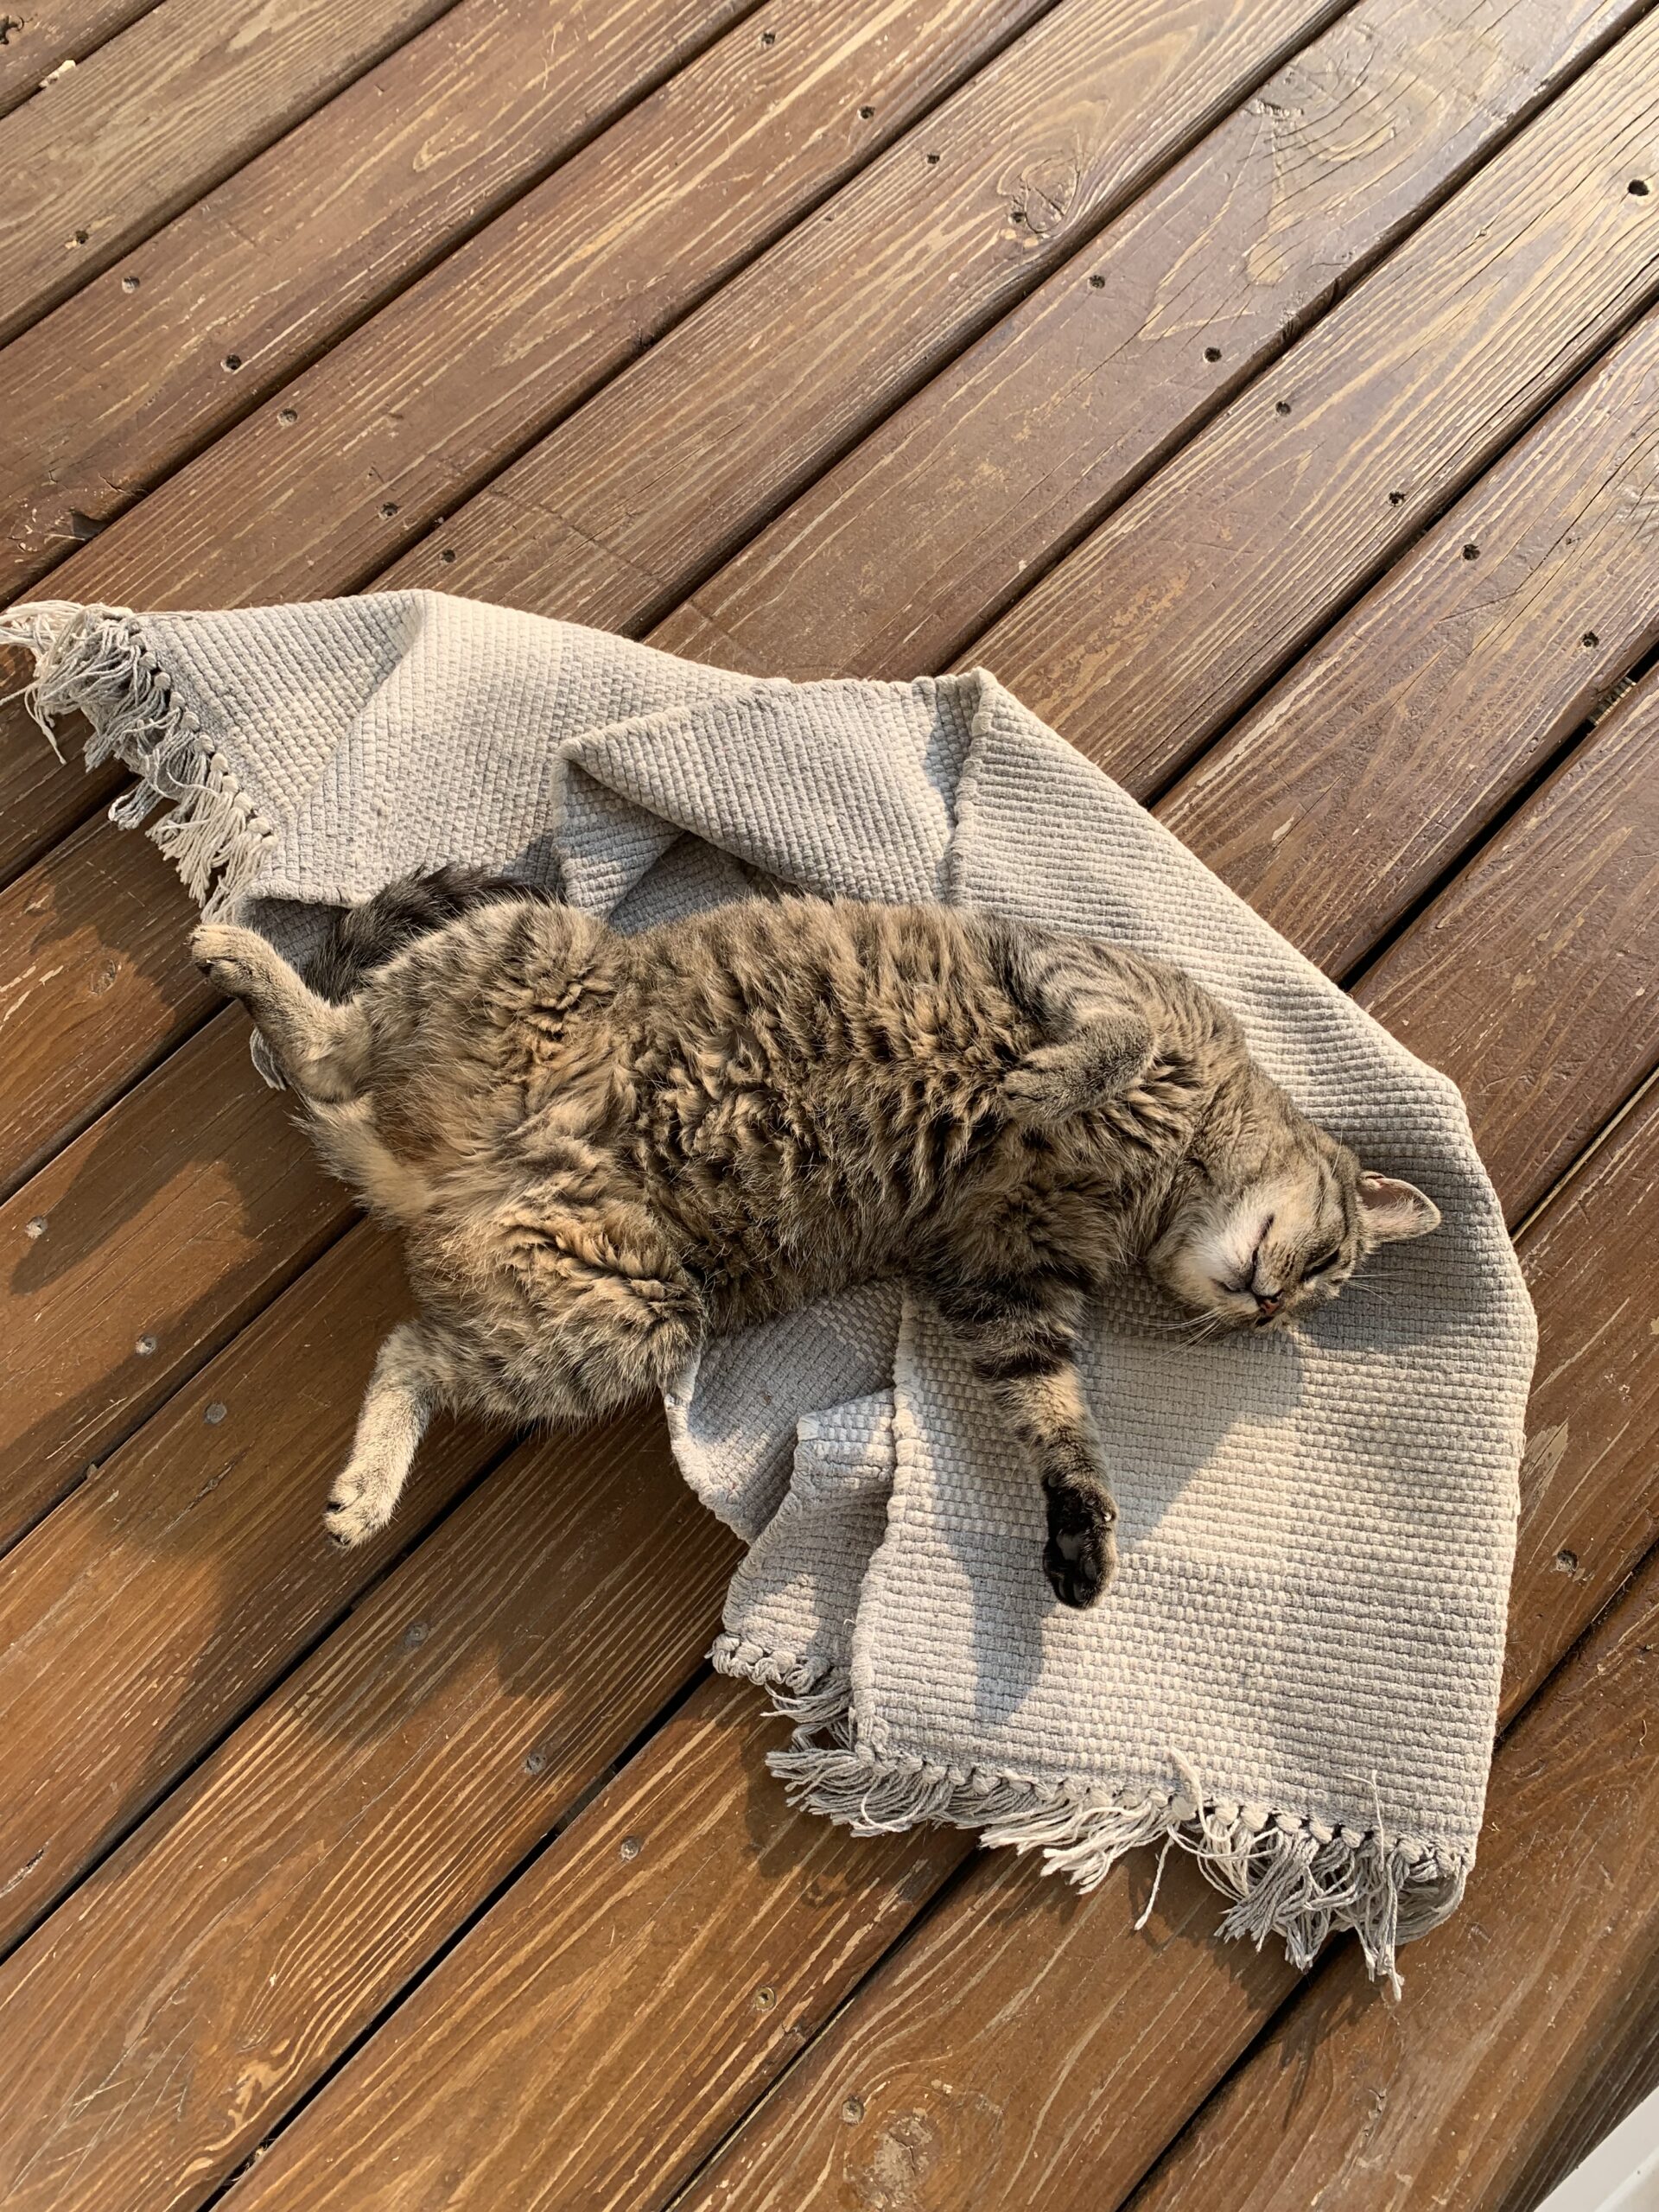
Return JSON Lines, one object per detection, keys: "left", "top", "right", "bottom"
{"left": 193, "top": 877, "right": 1438, "bottom": 1606}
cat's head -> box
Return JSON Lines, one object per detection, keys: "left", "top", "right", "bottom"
{"left": 1147, "top": 1122, "right": 1440, "bottom": 1332}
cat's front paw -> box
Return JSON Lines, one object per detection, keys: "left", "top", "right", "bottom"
{"left": 1042, "top": 1482, "right": 1118, "bottom": 1608}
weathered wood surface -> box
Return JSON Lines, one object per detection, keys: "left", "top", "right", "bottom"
{"left": 0, "top": 1223, "right": 495, "bottom": 1948}
{"left": 0, "top": 817, "right": 213, "bottom": 1196}
{"left": 962, "top": 10, "right": 1659, "bottom": 798}
{"left": 0, "top": 1013, "right": 346, "bottom": 1549}
{"left": 0, "top": 0, "right": 459, "bottom": 344}
{"left": 221, "top": 1675, "right": 969, "bottom": 2212}
{"left": 0, "top": 0, "right": 162, "bottom": 119}
{"left": 1160, "top": 306, "right": 1659, "bottom": 976}
{"left": 0, "top": 1411, "right": 741, "bottom": 2212}
{"left": 0, "top": 0, "right": 753, "bottom": 601}
{"left": 1351, "top": 671, "right": 1659, "bottom": 1221}
{"left": 377, "top": 0, "right": 1362, "bottom": 626}
{"left": 621, "top": 0, "right": 1640, "bottom": 676}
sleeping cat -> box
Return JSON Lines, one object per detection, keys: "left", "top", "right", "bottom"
{"left": 192, "top": 874, "right": 1439, "bottom": 1607}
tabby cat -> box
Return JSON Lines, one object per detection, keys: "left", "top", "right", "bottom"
{"left": 192, "top": 874, "right": 1438, "bottom": 1607}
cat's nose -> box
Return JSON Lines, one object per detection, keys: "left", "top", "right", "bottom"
{"left": 1255, "top": 1291, "right": 1282, "bottom": 1318}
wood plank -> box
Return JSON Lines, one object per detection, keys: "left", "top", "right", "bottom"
{"left": 0, "top": 1408, "right": 741, "bottom": 2212}
{"left": 0, "top": 0, "right": 754, "bottom": 603}
{"left": 197, "top": 1084, "right": 1659, "bottom": 2212}
{"left": 219, "top": 1675, "right": 967, "bottom": 2212}
{"left": 0, "top": 0, "right": 1050, "bottom": 880}
{"left": 0, "top": 817, "right": 213, "bottom": 1198}
{"left": 377, "top": 0, "right": 1368, "bottom": 626}
{"left": 0, "top": 0, "right": 159, "bottom": 122}
{"left": 1158, "top": 307, "right": 1659, "bottom": 977}
{"left": 0, "top": 0, "right": 460, "bottom": 346}
{"left": 1123, "top": 1553, "right": 1659, "bottom": 2212}
{"left": 0, "top": 1223, "right": 492, "bottom": 1948}
{"left": 1351, "top": 671, "right": 1659, "bottom": 1223}
{"left": 0, "top": 1012, "right": 348, "bottom": 1550}
{"left": 615, "top": 0, "right": 1642, "bottom": 676}
{"left": 958, "top": 7, "right": 1659, "bottom": 799}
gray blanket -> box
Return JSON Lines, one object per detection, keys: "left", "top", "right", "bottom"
{"left": 2, "top": 590, "right": 1535, "bottom": 1987}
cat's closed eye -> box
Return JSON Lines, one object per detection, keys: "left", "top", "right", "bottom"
{"left": 1304, "top": 1247, "right": 1341, "bottom": 1277}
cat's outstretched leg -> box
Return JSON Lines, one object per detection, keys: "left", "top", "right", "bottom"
{"left": 327, "top": 1319, "right": 445, "bottom": 1548}
{"left": 192, "top": 923, "right": 370, "bottom": 1101}
{"left": 928, "top": 1273, "right": 1119, "bottom": 1607}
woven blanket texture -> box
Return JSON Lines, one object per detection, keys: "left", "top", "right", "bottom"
{"left": 2, "top": 590, "right": 1536, "bottom": 1986}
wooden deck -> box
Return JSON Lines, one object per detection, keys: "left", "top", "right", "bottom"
{"left": 1, "top": 0, "right": 1656, "bottom": 2203}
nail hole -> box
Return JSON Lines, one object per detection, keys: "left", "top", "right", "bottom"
{"left": 760, "top": 26, "right": 774, "bottom": 41}
{"left": 222, "top": 353, "right": 242, "bottom": 372}
{"left": 403, "top": 1621, "right": 429, "bottom": 1649}
{"left": 1204, "top": 345, "right": 1221, "bottom": 362}
{"left": 121, "top": 274, "right": 140, "bottom": 292}
{"left": 1010, "top": 208, "right": 1026, "bottom": 224}
{"left": 69, "top": 229, "right": 89, "bottom": 247}
{"left": 277, "top": 406, "right": 298, "bottom": 425}
{"left": 1554, "top": 1548, "right": 1580, "bottom": 1572}
{"left": 1582, "top": 631, "right": 1599, "bottom": 648}
{"left": 439, "top": 547, "right": 456, "bottom": 564}
{"left": 843, "top": 2097, "right": 865, "bottom": 2124}
{"left": 135, "top": 1333, "right": 157, "bottom": 1357}
{"left": 1462, "top": 542, "right": 1480, "bottom": 560}
{"left": 925, "top": 151, "right": 939, "bottom": 165}
{"left": 1274, "top": 398, "right": 1291, "bottom": 416}
{"left": 1088, "top": 273, "right": 1105, "bottom": 289}
{"left": 25, "top": 1216, "right": 48, "bottom": 1240}
{"left": 1388, "top": 490, "right": 1406, "bottom": 505}
{"left": 753, "top": 1986, "right": 776, "bottom": 2011}
{"left": 1630, "top": 178, "right": 1651, "bottom": 196}
{"left": 524, "top": 1749, "right": 546, "bottom": 1774}
{"left": 380, "top": 501, "right": 399, "bottom": 518}
{"left": 857, "top": 104, "right": 874, "bottom": 119}
{"left": 203, "top": 1401, "right": 227, "bottom": 1426}
{"left": 619, "top": 1834, "right": 643, "bottom": 1861}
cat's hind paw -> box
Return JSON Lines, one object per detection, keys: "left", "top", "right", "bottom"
{"left": 191, "top": 922, "right": 274, "bottom": 1000}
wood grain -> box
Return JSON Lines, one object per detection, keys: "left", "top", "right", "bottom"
{"left": 0, "top": 1223, "right": 493, "bottom": 1949}
{"left": 1351, "top": 669, "right": 1659, "bottom": 1222}
{"left": 653, "top": 1053, "right": 1659, "bottom": 2212}
{"left": 0, "top": 0, "right": 1045, "bottom": 880}
{"left": 0, "top": 1408, "right": 741, "bottom": 2212}
{"left": 378, "top": 0, "right": 1351, "bottom": 624}
{"left": 1125, "top": 1548, "right": 1659, "bottom": 2212}
{"left": 1159, "top": 305, "right": 1659, "bottom": 976}
{"left": 0, "top": 0, "right": 755, "bottom": 601}
{"left": 0, "top": 814, "right": 213, "bottom": 1198}
{"left": 219, "top": 1675, "right": 968, "bottom": 2212}
{"left": 965, "top": 8, "right": 1659, "bottom": 799}
{"left": 0, "top": 0, "right": 160, "bottom": 121}
{"left": 0, "top": 1011, "right": 347, "bottom": 1549}
{"left": 645, "top": 0, "right": 1642, "bottom": 678}
{"left": 19, "top": 0, "right": 1046, "bottom": 617}
{"left": 0, "top": 0, "right": 460, "bottom": 345}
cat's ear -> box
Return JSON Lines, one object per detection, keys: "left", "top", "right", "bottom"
{"left": 1357, "top": 1172, "right": 1441, "bottom": 1243}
